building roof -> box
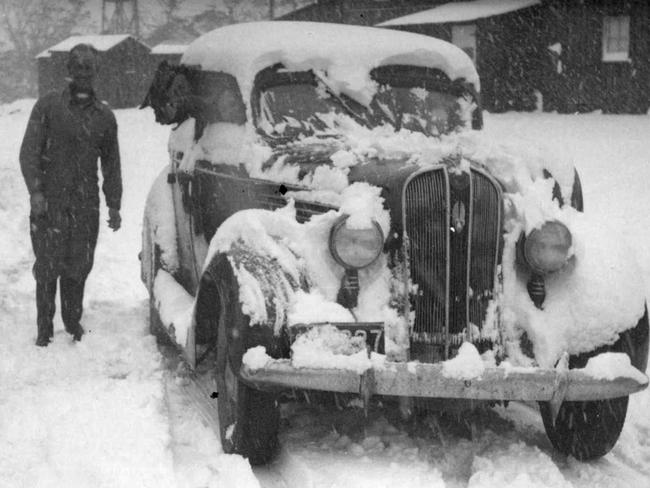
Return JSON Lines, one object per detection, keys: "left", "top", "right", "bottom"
{"left": 36, "top": 34, "right": 139, "bottom": 58}
{"left": 151, "top": 43, "right": 189, "bottom": 55}
{"left": 182, "top": 21, "right": 480, "bottom": 102}
{"left": 377, "top": 0, "right": 540, "bottom": 26}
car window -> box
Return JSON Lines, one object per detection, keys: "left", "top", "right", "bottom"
{"left": 253, "top": 64, "right": 475, "bottom": 142}
{"left": 257, "top": 81, "right": 363, "bottom": 138}
{"left": 369, "top": 85, "right": 463, "bottom": 136}
{"left": 195, "top": 71, "right": 246, "bottom": 125}
{"left": 368, "top": 65, "right": 474, "bottom": 136}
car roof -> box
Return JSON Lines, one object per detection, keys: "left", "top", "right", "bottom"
{"left": 181, "top": 21, "right": 480, "bottom": 105}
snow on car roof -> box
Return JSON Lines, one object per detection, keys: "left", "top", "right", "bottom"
{"left": 378, "top": 0, "right": 540, "bottom": 26}
{"left": 181, "top": 21, "right": 480, "bottom": 104}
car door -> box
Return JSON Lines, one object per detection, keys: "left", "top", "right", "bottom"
{"left": 169, "top": 148, "right": 205, "bottom": 294}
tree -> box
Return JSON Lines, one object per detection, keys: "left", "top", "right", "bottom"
{"left": 0, "top": 0, "right": 89, "bottom": 101}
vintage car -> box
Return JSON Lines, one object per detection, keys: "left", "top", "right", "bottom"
{"left": 140, "top": 21, "right": 649, "bottom": 465}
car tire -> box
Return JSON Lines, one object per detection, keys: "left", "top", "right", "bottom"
{"left": 539, "top": 304, "right": 649, "bottom": 460}
{"left": 207, "top": 255, "right": 280, "bottom": 466}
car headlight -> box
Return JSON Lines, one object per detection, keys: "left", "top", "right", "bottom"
{"left": 329, "top": 216, "right": 384, "bottom": 269}
{"left": 523, "top": 221, "right": 572, "bottom": 274}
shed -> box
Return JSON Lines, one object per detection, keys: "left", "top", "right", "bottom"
{"left": 377, "top": 0, "right": 545, "bottom": 112}
{"left": 37, "top": 34, "right": 152, "bottom": 108}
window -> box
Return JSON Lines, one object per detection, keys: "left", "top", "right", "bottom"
{"left": 602, "top": 16, "right": 630, "bottom": 62}
{"left": 451, "top": 24, "right": 477, "bottom": 64}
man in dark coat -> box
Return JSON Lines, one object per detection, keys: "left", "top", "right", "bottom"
{"left": 19, "top": 44, "right": 122, "bottom": 347}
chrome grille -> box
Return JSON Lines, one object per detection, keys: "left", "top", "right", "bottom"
{"left": 403, "top": 167, "right": 502, "bottom": 362}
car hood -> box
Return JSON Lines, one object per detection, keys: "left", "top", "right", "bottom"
{"left": 264, "top": 139, "right": 425, "bottom": 248}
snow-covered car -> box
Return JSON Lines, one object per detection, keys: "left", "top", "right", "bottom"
{"left": 140, "top": 21, "right": 649, "bottom": 465}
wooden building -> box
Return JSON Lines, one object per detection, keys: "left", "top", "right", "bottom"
{"left": 543, "top": 0, "right": 650, "bottom": 114}
{"left": 282, "top": 0, "right": 650, "bottom": 114}
{"left": 37, "top": 35, "right": 152, "bottom": 108}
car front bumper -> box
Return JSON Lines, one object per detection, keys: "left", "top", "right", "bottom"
{"left": 240, "top": 359, "right": 648, "bottom": 402}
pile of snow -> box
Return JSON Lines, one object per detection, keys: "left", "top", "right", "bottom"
{"left": 442, "top": 342, "right": 486, "bottom": 379}
{"left": 291, "top": 324, "right": 372, "bottom": 374}
{"left": 288, "top": 290, "right": 355, "bottom": 325}
{"left": 242, "top": 345, "right": 273, "bottom": 371}
{"left": 581, "top": 352, "right": 648, "bottom": 383}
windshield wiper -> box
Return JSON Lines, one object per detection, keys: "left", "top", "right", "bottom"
{"left": 312, "top": 71, "right": 370, "bottom": 128}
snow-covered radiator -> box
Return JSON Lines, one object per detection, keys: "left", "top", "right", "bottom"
{"left": 403, "top": 166, "right": 503, "bottom": 362}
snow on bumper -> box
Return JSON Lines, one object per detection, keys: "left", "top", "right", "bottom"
{"left": 240, "top": 359, "right": 648, "bottom": 402}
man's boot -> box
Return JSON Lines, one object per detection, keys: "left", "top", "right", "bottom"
{"left": 61, "top": 275, "right": 86, "bottom": 342}
{"left": 35, "top": 280, "right": 57, "bottom": 347}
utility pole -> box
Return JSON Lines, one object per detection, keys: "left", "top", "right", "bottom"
{"left": 102, "top": 0, "right": 140, "bottom": 37}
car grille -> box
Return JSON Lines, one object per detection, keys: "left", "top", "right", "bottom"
{"left": 403, "top": 166, "right": 502, "bottom": 362}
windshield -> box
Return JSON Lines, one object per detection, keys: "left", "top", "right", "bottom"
{"left": 257, "top": 82, "right": 358, "bottom": 138}
{"left": 254, "top": 65, "right": 474, "bottom": 141}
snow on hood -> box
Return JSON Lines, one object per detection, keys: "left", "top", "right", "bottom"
{"left": 204, "top": 187, "right": 410, "bottom": 360}
{"left": 181, "top": 21, "right": 479, "bottom": 108}
{"left": 172, "top": 107, "right": 644, "bottom": 368}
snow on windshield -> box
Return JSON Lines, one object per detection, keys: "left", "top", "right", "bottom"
{"left": 256, "top": 73, "right": 472, "bottom": 140}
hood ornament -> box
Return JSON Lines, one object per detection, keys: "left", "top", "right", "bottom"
{"left": 451, "top": 201, "right": 466, "bottom": 233}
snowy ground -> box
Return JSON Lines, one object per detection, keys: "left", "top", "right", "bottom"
{"left": 1, "top": 101, "right": 649, "bottom": 487}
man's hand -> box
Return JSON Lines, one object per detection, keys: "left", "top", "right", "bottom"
{"left": 30, "top": 192, "right": 47, "bottom": 217}
{"left": 108, "top": 208, "right": 121, "bottom": 231}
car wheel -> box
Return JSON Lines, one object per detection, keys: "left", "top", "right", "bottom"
{"left": 539, "top": 305, "right": 649, "bottom": 460}
{"left": 208, "top": 255, "right": 280, "bottom": 466}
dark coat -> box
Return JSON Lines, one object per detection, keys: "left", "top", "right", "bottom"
{"left": 20, "top": 88, "right": 122, "bottom": 210}
{"left": 20, "top": 89, "right": 122, "bottom": 281}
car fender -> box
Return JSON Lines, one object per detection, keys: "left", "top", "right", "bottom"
{"left": 142, "top": 165, "right": 179, "bottom": 289}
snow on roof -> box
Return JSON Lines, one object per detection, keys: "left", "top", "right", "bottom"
{"left": 38, "top": 35, "right": 133, "bottom": 58}
{"left": 378, "top": 0, "right": 541, "bottom": 26}
{"left": 151, "top": 44, "right": 189, "bottom": 55}
{"left": 181, "top": 21, "right": 480, "bottom": 104}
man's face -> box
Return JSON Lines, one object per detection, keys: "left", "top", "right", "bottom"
{"left": 68, "top": 50, "right": 97, "bottom": 92}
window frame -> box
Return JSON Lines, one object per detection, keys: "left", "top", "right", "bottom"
{"left": 602, "top": 15, "right": 631, "bottom": 63}
{"left": 451, "top": 23, "right": 477, "bottom": 65}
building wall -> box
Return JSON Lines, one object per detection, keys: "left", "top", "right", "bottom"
{"left": 546, "top": 0, "right": 650, "bottom": 113}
